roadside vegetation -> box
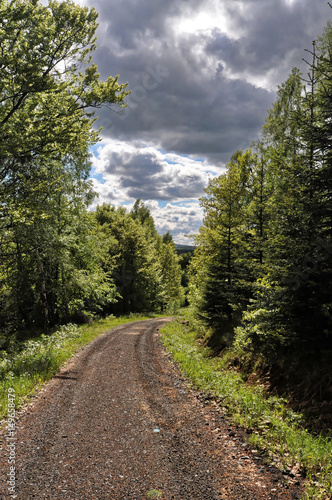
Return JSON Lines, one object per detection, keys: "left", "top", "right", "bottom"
{"left": 179, "top": 15, "right": 332, "bottom": 500}
{"left": 1, "top": 2, "right": 332, "bottom": 498}
{"left": 186, "top": 14, "right": 332, "bottom": 420}
{"left": 160, "top": 310, "right": 332, "bottom": 500}
{"left": 0, "top": 0, "right": 184, "bottom": 340}
{"left": 0, "top": 313, "right": 162, "bottom": 423}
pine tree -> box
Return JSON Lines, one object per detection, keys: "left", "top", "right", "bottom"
{"left": 191, "top": 151, "right": 253, "bottom": 343}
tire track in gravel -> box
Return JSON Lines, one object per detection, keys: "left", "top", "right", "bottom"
{"left": 0, "top": 318, "right": 304, "bottom": 499}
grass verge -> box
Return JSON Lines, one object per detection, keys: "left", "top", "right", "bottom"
{"left": 0, "top": 313, "right": 161, "bottom": 423}
{"left": 160, "top": 311, "right": 332, "bottom": 500}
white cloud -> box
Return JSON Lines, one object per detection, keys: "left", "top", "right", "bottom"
{"left": 174, "top": 2, "right": 238, "bottom": 39}
{"left": 88, "top": 139, "right": 221, "bottom": 242}
{"left": 90, "top": 138, "right": 224, "bottom": 201}
{"left": 145, "top": 200, "right": 203, "bottom": 244}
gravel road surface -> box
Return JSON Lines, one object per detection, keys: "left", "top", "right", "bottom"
{"left": 0, "top": 318, "right": 304, "bottom": 499}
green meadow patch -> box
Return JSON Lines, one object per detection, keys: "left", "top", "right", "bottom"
{"left": 160, "top": 314, "right": 332, "bottom": 500}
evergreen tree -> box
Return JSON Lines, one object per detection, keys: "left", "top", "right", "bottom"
{"left": 190, "top": 151, "right": 253, "bottom": 343}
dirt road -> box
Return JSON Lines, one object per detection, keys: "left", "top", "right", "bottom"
{"left": 0, "top": 318, "right": 304, "bottom": 499}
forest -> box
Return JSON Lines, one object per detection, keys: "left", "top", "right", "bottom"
{"left": 1, "top": 0, "right": 332, "bottom": 385}
{"left": 186, "top": 20, "right": 332, "bottom": 419}
{"left": 2, "top": 3, "right": 332, "bottom": 498}
{"left": 0, "top": 0, "right": 184, "bottom": 344}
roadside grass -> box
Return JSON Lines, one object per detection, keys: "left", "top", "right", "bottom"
{"left": 160, "top": 311, "right": 332, "bottom": 500}
{"left": 0, "top": 313, "right": 162, "bottom": 423}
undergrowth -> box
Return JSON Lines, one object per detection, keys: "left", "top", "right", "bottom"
{"left": 160, "top": 310, "right": 332, "bottom": 500}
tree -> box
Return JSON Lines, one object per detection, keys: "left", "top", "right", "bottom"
{"left": 234, "top": 52, "right": 332, "bottom": 358}
{"left": 95, "top": 203, "right": 185, "bottom": 314}
{"left": 0, "top": 168, "right": 116, "bottom": 330}
{"left": 179, "top": 251, "right": 193, "bottom": 290}
{"left": 0, "top": 0, "right": 129, "bottom": 334}
{"left": 130, "top": 199, "right": 157, "bottom": 239}
{"left": 189, "top": 18, "right": 332, "bottom": 364}
{"left": 95, "top": 204, "right": 163, "bottom": 314}
{"left": 157, "top": 239, "right": 184, "bottom": 312}
{"left": 244, "top": 143, "right": 273, "bottom": 271}
{"left": 162, "top": 231, "right": 174, "bottom": 245}
{"left": 190, "top": 151, "right": 253, "bottom": 343}
{"left": 0, "top": 0, "right": 128, "bottom": 236}
{"left": 238, "top": 69, "right": 310, "bottom": 355}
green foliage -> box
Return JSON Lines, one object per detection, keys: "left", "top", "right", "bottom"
{"left": 130, "top": 198, "right": 157, "bottom": 239}
{"left": 190, "top": 150, "right": 259, "bottom": 344}
{"left": 0, "top": 0, "right": 128, "bottom": 231}
{"left": 146, "top": 490, "right": 163, "bottom": 499}
{"left": 162, "top": 231, "right": 173, "bottom": 245}
{"left": 158, "top": 240, "right": 184, "bottom": 312}
{"left": 0, "top": 324, "right": 81, "bottom": 380}
{"left": 94, "top": 202, "right": 184, "bottom": 315}
{"left": 161, "top": 316, "right": 332, "bottom": 500}
{"left": 190, "top": 17, "right": 332, "bottom": 362}
{"left": 0, "top": 0, "right": 130, "bottom": 334}
{"left": 0, "top": 169, "right": 117, "bottom": 330}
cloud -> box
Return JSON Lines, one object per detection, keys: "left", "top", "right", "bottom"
{"left": 207, "top": 0, "right": 328, "bottom": 89}
{"left": 145, "top": 200, "right": 203, "bottom": 244}
{"left": 89, "top": 140, "right": 218, "bottom": 243}
{"left": 90, "top": 140, "right": 223, "bottom": 203}
{"left": 94, "top": 35, "right": 273, "bottom": 165}
{"left": 80, "top": 0, "right": 330, "bottom": 240}
{"left": 86, "top": 0, "right": 274, "bottom": 162}
{"left": 86, "top": 0, "right": 329, "bottom": 167}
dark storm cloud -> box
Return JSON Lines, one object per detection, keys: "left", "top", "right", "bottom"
{"left": 90, "top": 0, "right": 194, "bottom": 49}
{"left": 87, "top": 0, "right": 329, "bottom": 166}
{"left": 94, "top": 35, "right": 272, "bottom": 164}
{"left": 104, "top": 151, "right": 164, "bottom": 176}
{"left": 85, "top": 0, "right": 329, "bottom": 165}
{"left": 89, "top": 0, "right": 207, "bottom": 40}
{"left": 208, "top": 0, "right": 328, "bottom": 82}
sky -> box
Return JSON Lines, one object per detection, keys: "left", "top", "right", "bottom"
{"left": 76, "top": 0, "right": 330, "bottom": 244}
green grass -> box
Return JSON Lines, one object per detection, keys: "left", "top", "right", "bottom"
{"left": 146, "top": 490, "right": 163, "bottom": 498}
{"left": 0, "top": 313, "right": 162, "bottom": 423}
{"left": 160, "top": 311, "right": 332, "bottom": 500}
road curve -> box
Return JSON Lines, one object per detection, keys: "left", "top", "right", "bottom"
{"left": 0, "top": 318, "right": 303, "bottom": 499}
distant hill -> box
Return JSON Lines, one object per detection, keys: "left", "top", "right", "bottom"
{"left": 175, "top": 244, "right": 196, "bottom": 254}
